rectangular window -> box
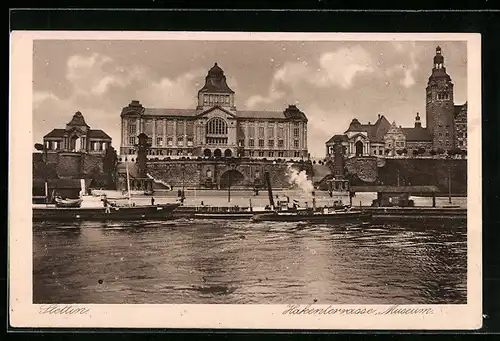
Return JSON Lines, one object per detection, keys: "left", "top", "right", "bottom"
{"left": 267, "top": 127, "right": 274, "bottom": 137}
{"left": 156, "top": 137, "right": 163, "bottom": 146}
{"left": 167, "top": 137, "right": 173, "bottom": 146}
{"left": 294, "top": 140, "right": 299, "bottom": 149}
{"left": 278, "top": 151, "right": 284, "bottom": 157}
{"left": 269, "top": 152, "right": 274, "bottom": 157}
{"left": 187, "top": 137, "right": 193, "bottom": 146}
{"left": 248, "top": 125, "right": 255, "bottom": 138}
{"left": 167, "top": 121, "right": 174, "bottom": 135}
{"left": 239, "top": 139, "right": 245, "bottom": 147}
{"left": 177, "top": 121, "right": 185, "bottom": 133}
{"left": 278, "top": 127, "right": 284, "bottom": 138}
{"left": 177, "top": 150, "right": 183, "bottom": 156}
{"left": 249, "top": 151, "right": 254, "bottom": 157}
{"left": 177, "top": 138, "right": 184, "bottom": 147}
{"left": 128, "top": 122, "right": 137, "bottom": 134}
{"left": 186, "top": 121, "right": 194, "bottom": 135}
{"left": 268, "top": 139, "right": 274, "bottom": 148}
{"left": 166, "top": 150, "right": 172, "bottom": 156}
{"left": 147, "top": 137, "right": 153, "bottom": 145}
{"left": 249, "top": 139, "right": 255, "bottom": 147}
{"left": 129, "top": 148, "right": 135, "bottom": 155}
{"left": 258, "top": 139, "right": 264, "bottom": 148}
{"left": 293, "top": 128, "right": 300, "bottom": 137}
{"left": 258, "top": 151, "right": 264, "bottom": 157}
{"left": 294, "top": 151, "right": 300, "bottom": 157}
{"left": 128, "top": 137, "right": 135, "bottom": 145}
{"left": 278, "top": 139, "right": 284, "bottom": 148}
{"left": 155, "top": 120, "right": 164, "bottom": 134}
{"left": 258, "top": 127, "right": 265, "bottom": 137}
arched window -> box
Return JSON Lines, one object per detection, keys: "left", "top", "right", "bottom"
{"left": 206, "top": 118, "right": 228, "bottom": 135}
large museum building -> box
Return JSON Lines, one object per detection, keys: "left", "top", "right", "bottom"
{"left": 119, "top": 63, "right": 309, "bottom": 160}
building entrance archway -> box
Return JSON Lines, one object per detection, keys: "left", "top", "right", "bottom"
{"left": 224, "top": 149, "right": 232, "bottom": 158}
{"left": 214, "top": 149, "right": 222, "bottom": 158}
{"left": 219, "top": 169, "right": 245, "bottom": 189}
{"left": 203, "top": 148, "right": 212, "bottom": 157}
{"left": 355, "top": 141, "right": 364, "bottom": 156}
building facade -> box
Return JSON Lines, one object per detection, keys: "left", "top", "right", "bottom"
{"left": 43, "top": 111, "right": 112, "bottom": 154}
{"left": 326, "top": 46, "right": 467, "bottom": 159}
{"left": 120, "top": 63, "right": 308, "bottom": 160}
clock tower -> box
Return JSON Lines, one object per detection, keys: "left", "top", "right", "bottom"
{"left": 425, "top": 46, "right": 455, "bottom": 150}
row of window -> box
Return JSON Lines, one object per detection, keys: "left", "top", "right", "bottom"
{"left": 127, "top": 121, "right": 195, "bottom": 135}
{"left": 124, "top": 148, "right": 301, "bottom": 158}
{"left": 203, "top": 94, "right": 231, "bottom": 105}
{"left": 244, "top": 139, "right": 299, "bottom": 149}
{"left": 128, "top": 136, "right": 194, "bottom": 147}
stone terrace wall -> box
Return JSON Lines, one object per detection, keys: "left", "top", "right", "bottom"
{"left": 144, "top": 159, "right": 313, "bottom": 189}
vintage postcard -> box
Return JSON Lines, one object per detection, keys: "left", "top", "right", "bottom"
{"left": 9, "top": 31, "right": 482, "bottom": 330}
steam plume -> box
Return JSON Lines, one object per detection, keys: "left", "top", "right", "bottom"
{"left": 286, "top": 164, "right": 314, "bottom": 196}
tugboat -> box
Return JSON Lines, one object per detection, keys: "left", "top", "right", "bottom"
{"left": 251, "top": 172, "right": 371, "bottom": 223}
{"left": 33, "top": 164, "right": 180, "bottom": 222}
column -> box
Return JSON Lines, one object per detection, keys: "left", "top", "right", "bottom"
{"left": 152, "top": 119, "right": 156, "bottom": 147}
{"left": 173, "top": 120, "right": 177, "bottom": 147}
{"left": 183, "top": 120, "right": 187, "bottom": 147}
{"left": 163, "top": 118, "right": 167, "bottom": 145}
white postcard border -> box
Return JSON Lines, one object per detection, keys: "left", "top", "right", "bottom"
{"left": 9, "top": 31, "right": 482, "bottom": 330}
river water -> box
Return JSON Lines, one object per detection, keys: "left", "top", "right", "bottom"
{"left": 33, "top": 218, "right": 467, "bottom": 305}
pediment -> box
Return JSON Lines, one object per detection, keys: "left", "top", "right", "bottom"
{"left": 197, "top": 106, "right": 237, "bottom": 120}
{"left": 349, "top": 132, "right": 369, "bottom": 141}
{"left": 66, "top": 126, "right": 86, "bottom": 136}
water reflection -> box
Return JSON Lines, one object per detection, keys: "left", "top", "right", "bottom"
{"left": 33, "top": 219, "right": 467, "bottom": 304}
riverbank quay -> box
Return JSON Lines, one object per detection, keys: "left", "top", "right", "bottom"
{"left": 364, "top": 206, "right": 467, "bottom": 221}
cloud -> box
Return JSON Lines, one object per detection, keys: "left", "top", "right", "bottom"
{"left": 245, "top": 45, "right": 375, "bottom": 110}
{"left": 33, "top": 53, "right": 206, "bottom": 147}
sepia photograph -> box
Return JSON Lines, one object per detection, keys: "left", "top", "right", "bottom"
{"left": 9, "top": 31, "right": 482, "bottom": 329}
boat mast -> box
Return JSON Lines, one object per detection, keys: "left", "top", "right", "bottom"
{"left": 126, "top": 163, "right": 132, "bottom": 207}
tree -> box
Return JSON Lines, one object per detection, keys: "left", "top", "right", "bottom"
{"left": 103, "top": 146, "right": 119, "bottom": 190}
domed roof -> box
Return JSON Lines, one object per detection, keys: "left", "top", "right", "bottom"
{"left": 199, "top": 62, "right": 235, "bottom": 94}
{"left": 208, "top": 62, "right": 224, "bottom": 75}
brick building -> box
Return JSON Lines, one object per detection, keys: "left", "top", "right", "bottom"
{"left": 120, "top": 63, "right": 308, "bottom": 161}
{"left": 326, "top": 46, "right": 467, "bottom": 158}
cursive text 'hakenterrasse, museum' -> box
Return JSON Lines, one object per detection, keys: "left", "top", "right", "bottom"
{"left": 282, "top": 305, "right": 434, "bottom": 316}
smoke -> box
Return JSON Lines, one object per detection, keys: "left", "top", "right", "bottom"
{"left": 286, "top": 164, "right": 314, "bottom": 196}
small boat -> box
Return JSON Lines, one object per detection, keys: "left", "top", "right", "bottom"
{"left": 33, "top": 202, "right": 181, "bottom": 222}
{"left": 33, "top": 164, "right": 181, "bottom": 222}
{"left": 251, "top": 172, "right": 371, "bottom": 223}
{"left": 54, "top": 197, "right": 83, "bottom": 208}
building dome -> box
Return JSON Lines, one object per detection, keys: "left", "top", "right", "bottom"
{"left": 208, "top": 62, "right": 224, "bottom": 76}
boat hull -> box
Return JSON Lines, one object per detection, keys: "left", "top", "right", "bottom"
{"left": 33, "top": 203, "right": 181, "bottom": 222}
{"left": 252, "top": 211, "right": 372, "bottom": 223}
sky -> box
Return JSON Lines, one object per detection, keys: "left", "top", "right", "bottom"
{"left": 32, "top": 40, "right": 467, "bottom": 157}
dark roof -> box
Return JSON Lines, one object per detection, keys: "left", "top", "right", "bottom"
{"left": 454, "top": 103, "right": 467, "bottom": 121}
{"left": 67, "top": 111, "right": 89, "bottom": 127}
{"left": 326, "top": 134, "right": 348, "bottom": 144}
{"left": 88, "top": 129, "right": 112, "bottom": 140}
{"left": 198, "top": 63, "right": 235, "bottom": 94}
{"left": 351, "top": 185, "right": 440, "bottom": 193}
{"left": 44, "top": 129, "right": 111, "bottom": 140}
{"left": 44, "top": 129, "right": 66, "bottom": 138}
{"left": 401, "top": 127, "right": 432, "bottom": 141}
{"left": 345, "top": 115, "right": 390, "bottom": 142}
{"left": 143, "top": 108, "right": 198, "bottom": 117}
